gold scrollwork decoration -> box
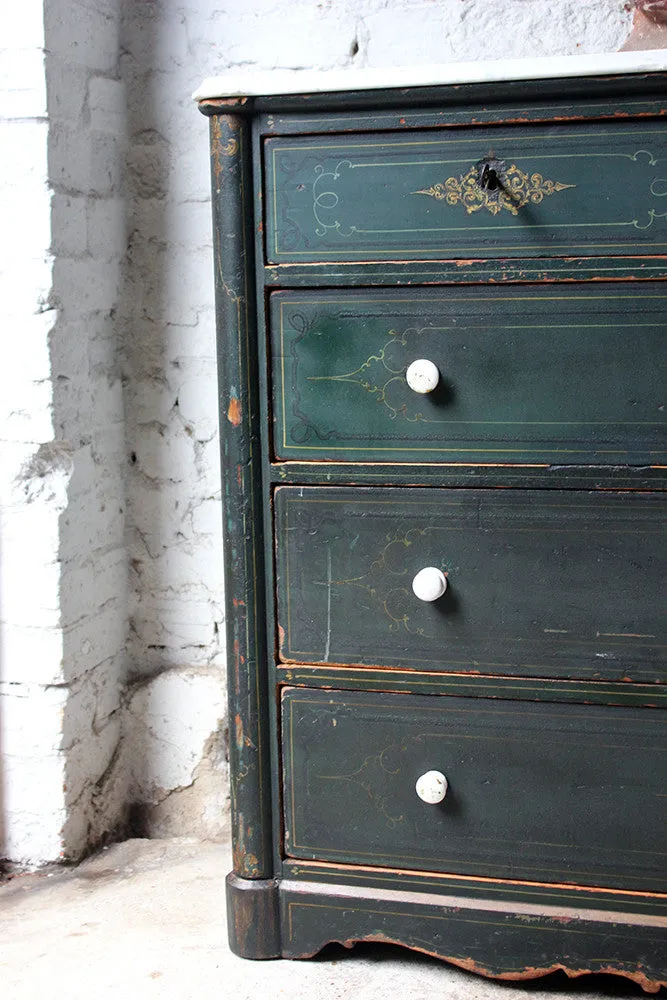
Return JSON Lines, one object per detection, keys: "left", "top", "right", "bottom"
{"left": 414, "top": 163, "right": 575, "bottom": 217}
{"left": 210, "top": 117, "right": 239, "bottom": 189}
{"left": 306, "top": 328, "right": 440, "bottom": 424}
{"left": 317, "top": 744, "right": 407, "bottom": 828}
{"left": 328, "top": 527, "right": 443, "bottom": 637}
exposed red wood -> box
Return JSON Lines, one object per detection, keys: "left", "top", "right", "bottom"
{"left": 267, "top": 253, "right": 667, "bottom": 269}
{"left": 278, "top": 650, "right": 487, "bottom": 671}
{"left": 227, "top": 395, "right": 242, "bottom": 426}
{"left": 231, "top": 819, "right": 260, "bottom": 877}
{"left": 278, "top": 624, "right": 287, "bottom": 657}
{"left": 622, "top": 1, "right": 667, "bottom": 52}
{"left": 200, "top": 97, "right": 248, "bottom": 109}
{"left": 210, "top": 117, "right": 224, "bottom": 190}
{"left": 287, "top": 932, "right": 665, "bottom": 992}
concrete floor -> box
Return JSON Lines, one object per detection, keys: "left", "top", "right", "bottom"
{"left": 0, "top": 837, "right": 662, "bottom": 1000}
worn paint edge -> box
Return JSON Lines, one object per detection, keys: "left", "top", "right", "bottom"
{"left": 281, "top": 879, "right": 667, "bottom": 928}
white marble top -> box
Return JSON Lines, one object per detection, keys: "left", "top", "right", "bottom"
{"left": 194, "top": 49, "right": 667, "bottom": 101}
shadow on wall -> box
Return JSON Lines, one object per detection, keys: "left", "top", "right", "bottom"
{"left": 42, "top": 0, "right": 129, "bottom": 859}
{"left": 118, "top": 2, "right": 229, "bottom": 841}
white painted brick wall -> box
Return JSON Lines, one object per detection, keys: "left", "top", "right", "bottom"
{"left": 0, "top": 0, "right": 59, "bottom": 865}
{"left": 45, "top": 0, "right": 128, "bottom": 858}
{"left": 0, "top": 0, "right": 128, "bottom": 865}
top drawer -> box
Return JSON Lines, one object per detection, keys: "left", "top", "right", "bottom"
{"left": 264, "top": 122, "right": 667, "bottom": 263}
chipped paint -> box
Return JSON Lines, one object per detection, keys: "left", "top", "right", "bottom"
{"left": 227, "top": 395, "right": 242, "bottom": 426}
{"left": 231, "top": 813, "right": 260, "bottom": 877}
{"left": 289, "top": 932, "right": 666, "bottom": 992}
{"left": 285, "top": 858, "right": 667, "bottom": 898}
{"left": 200, "top": 96, "right": 249, "bottom": 110}
{"left": 233, "top": 638, "right": 241, "bottom": 694}
{"left": 210, "top": 116, "right": 225, "bottom": 190}
{"left": 635, "top": 0, "right": 667, "bottom": 23}
{"left": 232, "top": 889, "right": 254, "bottom": 951}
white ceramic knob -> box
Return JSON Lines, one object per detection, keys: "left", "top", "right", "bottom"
{"left": 406, "top": 359, "right": 440, "bottom": 394}
{"left": 412, "top": 567, "right": 447, "bottom": 602}
{"left": 416, "top": 770, "right": 448, "bottom": 804}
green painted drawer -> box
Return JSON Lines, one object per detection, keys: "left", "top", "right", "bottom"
{"left": 282, "top": 688, "right": 667, "bottom": 891}
{"left": 265, "top": 123, "right": 667, "bottom": 262}
{"left": 270, "top": 286, "right": 666, "bottom": 464}
{"left": 275, "top": 487, "right": 665, "bottom": 683}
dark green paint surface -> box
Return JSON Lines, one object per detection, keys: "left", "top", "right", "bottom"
{"left": 280, "top": 882, "right": 667, "bottom": 989}
{"left": 282, "top": 860, "right": 667, "bottom": 916}
{"left": 282, "top": 688, "right": 666, "bottom": 891}
{"left": 264, "top": 257, "right": 667, "bottom": 286}
{"left": 260, "top": 92, "right": 667, "bottom": 135}
{"left": 265, "top": 123, "right": 667, "bottom": 262}
{"left": 277, "top": 665, "right": 667, "bottom": 709}
{"left": 210, "top": 115, "right": 273, "bottom": 878}
{"left": 271, "top": 462, "right": 667, "bottom": 491}
{"left": 271, "top": 286, "right": 666, "bottom": 463}
{"left": 207, "top": 75, "right": 667, "bottom": 985}
{"left": 275, "top": 487, "right": 665, "bottom": 683}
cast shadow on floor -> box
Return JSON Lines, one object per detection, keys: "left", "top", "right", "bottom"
{"left": 313, "top": 942, "right": 665, "bottom": 996}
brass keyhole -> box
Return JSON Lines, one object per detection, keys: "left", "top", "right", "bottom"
{"left": 481, "top": 164, "right": 499, "bottom": 191}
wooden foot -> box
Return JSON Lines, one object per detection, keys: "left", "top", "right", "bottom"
{"left": 226, "top": 873, "right": 281, "bottom": 959}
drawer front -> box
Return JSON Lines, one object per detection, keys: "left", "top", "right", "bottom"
{"left": 265, "top": 123, "right": 667, "bottom": 262}
{"left": 282, "top": 688, "right": 667, "bottom": 891}
{"left": 275, "top": 487, "right": 665, "bottom": 683}
{"left": 271, "top": 286, "right": 666, "bottom": 464}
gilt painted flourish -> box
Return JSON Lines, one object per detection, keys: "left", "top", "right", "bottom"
{"left": 414, "top": 163, "right": 575, "bottom": 217}
{"left": 307, "top": 328, "right": 437, "bottom": 423}
{"left": 331, "top": 527, "right": 444, "bottom": 637}
{"left": 317, "top": 745, "right": 406, "bottom": 828}
{"left": 312, "top": 160, "right": 356, "bottom": 237}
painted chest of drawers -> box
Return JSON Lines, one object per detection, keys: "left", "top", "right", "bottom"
{"left": 197, "top": 56, "right": 667, "bottom": 991}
